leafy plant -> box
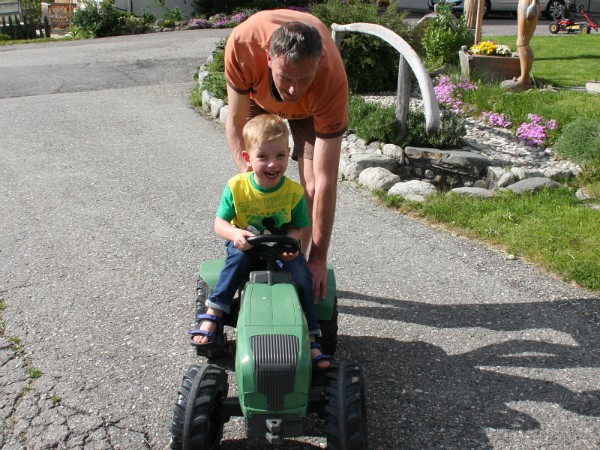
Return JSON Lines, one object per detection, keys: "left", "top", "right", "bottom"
{"left": 422, "top": 1, "right": 473, "bottom": 69}
{"left": 347, "top": 94, "right": 466, "bottom": 148}
{"left": 199, "top": 38, "right": 227, "bottom": 100}
{"left": 553, "top": 117, "right": 600, "bottom": 166}
{"left": 70, "top": 0, "right": 127, "bottom": 38}
{"left": 310, "top": 0, "right": 415, "bottom": 93}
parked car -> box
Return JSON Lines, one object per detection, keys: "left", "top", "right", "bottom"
{"left": 566, "top": 0, "right": 600, "bottom": 13}
{"left": 429, "top": 0, "right": 568, "bottom": 20}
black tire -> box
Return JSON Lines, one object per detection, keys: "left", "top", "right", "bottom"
{"left": 483, "top": 0, "right": 490, "bottom": 18}
{"left": 546, "top": 0, "right": 565, "bottom": 20}
{"left": 170, "top": 364, "right": 228, "bottom": 450}
{"left": 581, "top": 24, "right": 590, "bottom": 34}
{"left": 549, "top": 22, "right": 560, "bottom": 33}
{"left": 317, "top": 296, "right": 338, "bottom": 356}
{"left": 195, "top": 278, "right": 209, "bottom": 319}
{"left": 324, "top": 363, "right": 369, "bottom": 450}
{"left": 195, "top": 278, "right": 239, "bottom": 327}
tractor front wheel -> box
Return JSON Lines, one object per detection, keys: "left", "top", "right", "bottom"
{"left": 581, "top": 24, "right": 590, "bottom": 33}
{"left": 170, "top": 364, "right": 228, "bottom": 450}
{"left": 324, "top": 363, "right": 368, "bottom": 450}
{"left": 549, "top": 22, "right": 560, "bottom": 34}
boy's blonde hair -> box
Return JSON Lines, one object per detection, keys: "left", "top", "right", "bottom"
{"left": 243, "top": 114, "right": 289, "bottom": 150}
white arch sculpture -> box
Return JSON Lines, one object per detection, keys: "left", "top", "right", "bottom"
{"left": 331, "top": 22, "right": 440, "bottom": 134}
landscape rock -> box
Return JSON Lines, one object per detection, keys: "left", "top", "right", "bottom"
{"left": 449, "top": 187, "right": 499, "bottom": 198}
{"left": 340, "top": 153, "right": 396, "bottom": 181}
{"left": 497, "top": 171, "right": 516, "bottom": 188}
{"left": 510, "top": 167, "right": 544, "bottom": 180}
{"left": 506, "top": 177, "right": 560, "bottom": 194}
{"left": 404, "top": 147, "right": 492, "bottom": 179}
{"left": 209, "top": 98, "right": 224, "bottom": 119}
{"left": 381, "top": 143, "right": 404, "bottom": 161}
{"left": 358, "top": 167, "right": 401, "bottom": 191}
{"left": 388, "top": 180, "right": 438, "bottom": 198}
{"left": 201, "top": 90, "right": 212, "bottom": 109}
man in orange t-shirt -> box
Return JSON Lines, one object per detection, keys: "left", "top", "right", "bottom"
{"left": 224, "top": 9, "right": 348, "bottom": 302}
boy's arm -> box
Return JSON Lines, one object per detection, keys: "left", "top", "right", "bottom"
{"left": 214, "top": 216, "right": 254, "bottom": 251}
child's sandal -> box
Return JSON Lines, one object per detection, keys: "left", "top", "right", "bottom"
{"left": 189, "top": 313, "right": 226, "bottom": 357}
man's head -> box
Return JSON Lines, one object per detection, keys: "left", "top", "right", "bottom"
{"left": 268, "top": 21, "right": 323, "bottom": 103}
{"left": 242, "top": 115, "right": 290, "bottom": 189}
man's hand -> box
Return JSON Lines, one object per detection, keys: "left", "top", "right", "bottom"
{"left": 308, "top": 257, "right": 328, "bottom": 304}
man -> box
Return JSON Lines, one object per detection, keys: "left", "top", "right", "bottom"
{"left": 224, "top": 9, "right": 348, "bottom": 301}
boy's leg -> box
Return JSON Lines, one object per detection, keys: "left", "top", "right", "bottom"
{"left": 193, "top": 242, "right": 256, "bottom": 344}
{"left": 281, "top": 255, "right": 331, "bottom": 369}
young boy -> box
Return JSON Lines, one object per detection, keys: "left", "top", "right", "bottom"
{"left": 190, "top": 114, "right": 331, "bottom": 369}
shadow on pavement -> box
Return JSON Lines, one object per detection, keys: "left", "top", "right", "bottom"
{"left": 335, "top": 290, "right": 600, "bottom": 447}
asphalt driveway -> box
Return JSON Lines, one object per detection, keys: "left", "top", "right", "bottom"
{"left": 1, "top": 29, "right": 599, "bottom": 449}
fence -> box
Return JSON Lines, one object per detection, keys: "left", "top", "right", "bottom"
{"left": 1, "top": 14, "right": 52, "bottom": 38}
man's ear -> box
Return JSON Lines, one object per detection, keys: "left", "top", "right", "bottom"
{"left": 266, "top": 50, "right": 272, "bottom": 68}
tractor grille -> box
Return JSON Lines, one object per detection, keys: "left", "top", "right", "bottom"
{"left": 250, "top": 334, "right": 298, "bottom": 411}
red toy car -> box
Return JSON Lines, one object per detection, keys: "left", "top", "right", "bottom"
{"left": 549, "top": 4, "right": 599, "bottom": 33}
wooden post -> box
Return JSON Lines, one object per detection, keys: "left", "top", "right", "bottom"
{"left": 396, "top": 55, "right": 411, "bottom": 137}
{"left": 474, "top": 0, "right": 485, "bottom": 45}
{"left": 44, "top": 15, "right": 51, "bottom": 38}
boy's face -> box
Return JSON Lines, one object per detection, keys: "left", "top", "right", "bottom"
{"left": 242, "top": 136, "right": 290, "bottom": 189}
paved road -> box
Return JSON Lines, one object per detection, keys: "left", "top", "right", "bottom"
{"left": 1, "top": 29, "right": 599, "bottom": 449}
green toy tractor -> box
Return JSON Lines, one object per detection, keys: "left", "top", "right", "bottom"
{"left": 169, "top": 235, "right": 368, "bottom": 449}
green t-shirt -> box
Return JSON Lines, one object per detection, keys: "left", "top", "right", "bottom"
{"left": 216, "top": 172, "right": 309, "bottom": 234}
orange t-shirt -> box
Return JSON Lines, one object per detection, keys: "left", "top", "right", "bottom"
{"left": 224, "top": 9, "right": 348, "bottom": 138}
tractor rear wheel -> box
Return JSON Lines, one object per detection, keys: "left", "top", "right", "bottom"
{"left": 317, "top": 296, "right": 338, "bottom": 356}
{"left": 170, "top": 364, "right": 228, "bottom": 450}
{"left": 324, "top": 363, "right": 368, "bottom": 450}
{"left": 549, "top": 22, "right": 560, "bottom": 33}
{"left": 581, "top": 24, "right": 590, "bottom": 33}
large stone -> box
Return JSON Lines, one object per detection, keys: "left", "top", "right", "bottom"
{"left": 209, "top": 98, "right": 224, "bottom": 119}
{"left": 219, "top": 105, "right": 228, "bottom": 124}
{"left": 449, "top": 187, "right": 499, "bottom": 198}
{"left": 201, "top": 90, "right": 212, "bottom": 109}
{"left": 510, "top": 167, "right": 544, "bottom": 180}
{"left": 381, "top": 143, "right": 404, "bottom": 161}
{"left": 506, "top": 177, "right": 560, "bottom": 194}
{"left": 388, "top": 180, "right": 438, "bottom": 198}
{"left": 404, "top": 147, "right": 492, "bottom": 178}
{"left": 358, "top": 167, "right": 401, "bottom": 191}
{"left": 339, "top": 153, "right": 396, "bottom": 181}
{"left": 497, "top": 171, "right": 516, "bottom": 188}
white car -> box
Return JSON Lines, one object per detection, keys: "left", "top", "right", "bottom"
{"left": 429, "top": 0, "right": 570, "bottom": 19}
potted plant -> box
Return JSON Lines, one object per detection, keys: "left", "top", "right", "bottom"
{"left": 459, "top": 40, "right": 521, "bottom": 81}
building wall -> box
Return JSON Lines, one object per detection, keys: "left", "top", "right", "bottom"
{"left": 112, "top": 0, "right": 196, "bottom": 17}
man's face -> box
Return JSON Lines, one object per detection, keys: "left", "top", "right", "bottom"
{"left": 267, "top": 53, "right": 319, "bottom": 103}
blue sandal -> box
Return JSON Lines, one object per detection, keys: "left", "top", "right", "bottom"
{"left": 189, "top": 313, "right": 226, "bottom": 357}
{"left": 311, "top": 342, "right": 332, "bottom": 369}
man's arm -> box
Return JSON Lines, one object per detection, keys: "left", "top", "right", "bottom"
{"left": 307, "top": 134, "right": 343, "bottom": 301}
{"left": 225, "top": 84, "right": 251, "bottom": 173}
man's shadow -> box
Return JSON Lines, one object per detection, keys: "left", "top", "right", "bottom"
{"left": 334, "top": 290, "right": 600, "bottom": 447}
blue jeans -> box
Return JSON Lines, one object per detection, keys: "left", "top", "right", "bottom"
{"left": 206, "top": 241, "right": 321, "bottom": 336}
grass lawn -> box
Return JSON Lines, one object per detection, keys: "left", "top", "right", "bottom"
{"left": 485, "top": 34, "right": 600, "bottom": 87}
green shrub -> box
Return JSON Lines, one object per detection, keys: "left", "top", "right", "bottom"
{"left": 347, "top": 94, "right": 466, "bottom": 148}
{"left": 553, "top": 117, "right": 600, "bottom": 166}
{"left": 0, "top": 33, "right": 11, "bottom": 41}
{"left": 120, "top": 15, "right": 152, "bottom": 34}
{"left": 70, "top": 0, "right": 127, "bottom": 38}
{"left": 310, "top": 0, "right": 416, "bottom": 93}
{"left": 199, "top": 38, "right": 227, "bottom": 100}
{"left": 422, "top": 2, "right": 473, "bottom": 69}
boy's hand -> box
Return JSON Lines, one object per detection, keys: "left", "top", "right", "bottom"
{"left": 232, "top": 229, "right": 255, "bottom": 251}
{"left": 280, "top": 250, "right": 298, "bottom": 261}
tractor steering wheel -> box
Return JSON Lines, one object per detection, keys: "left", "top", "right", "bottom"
{"left": 245, "top": 235, "right": 300, "bottom": 258}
